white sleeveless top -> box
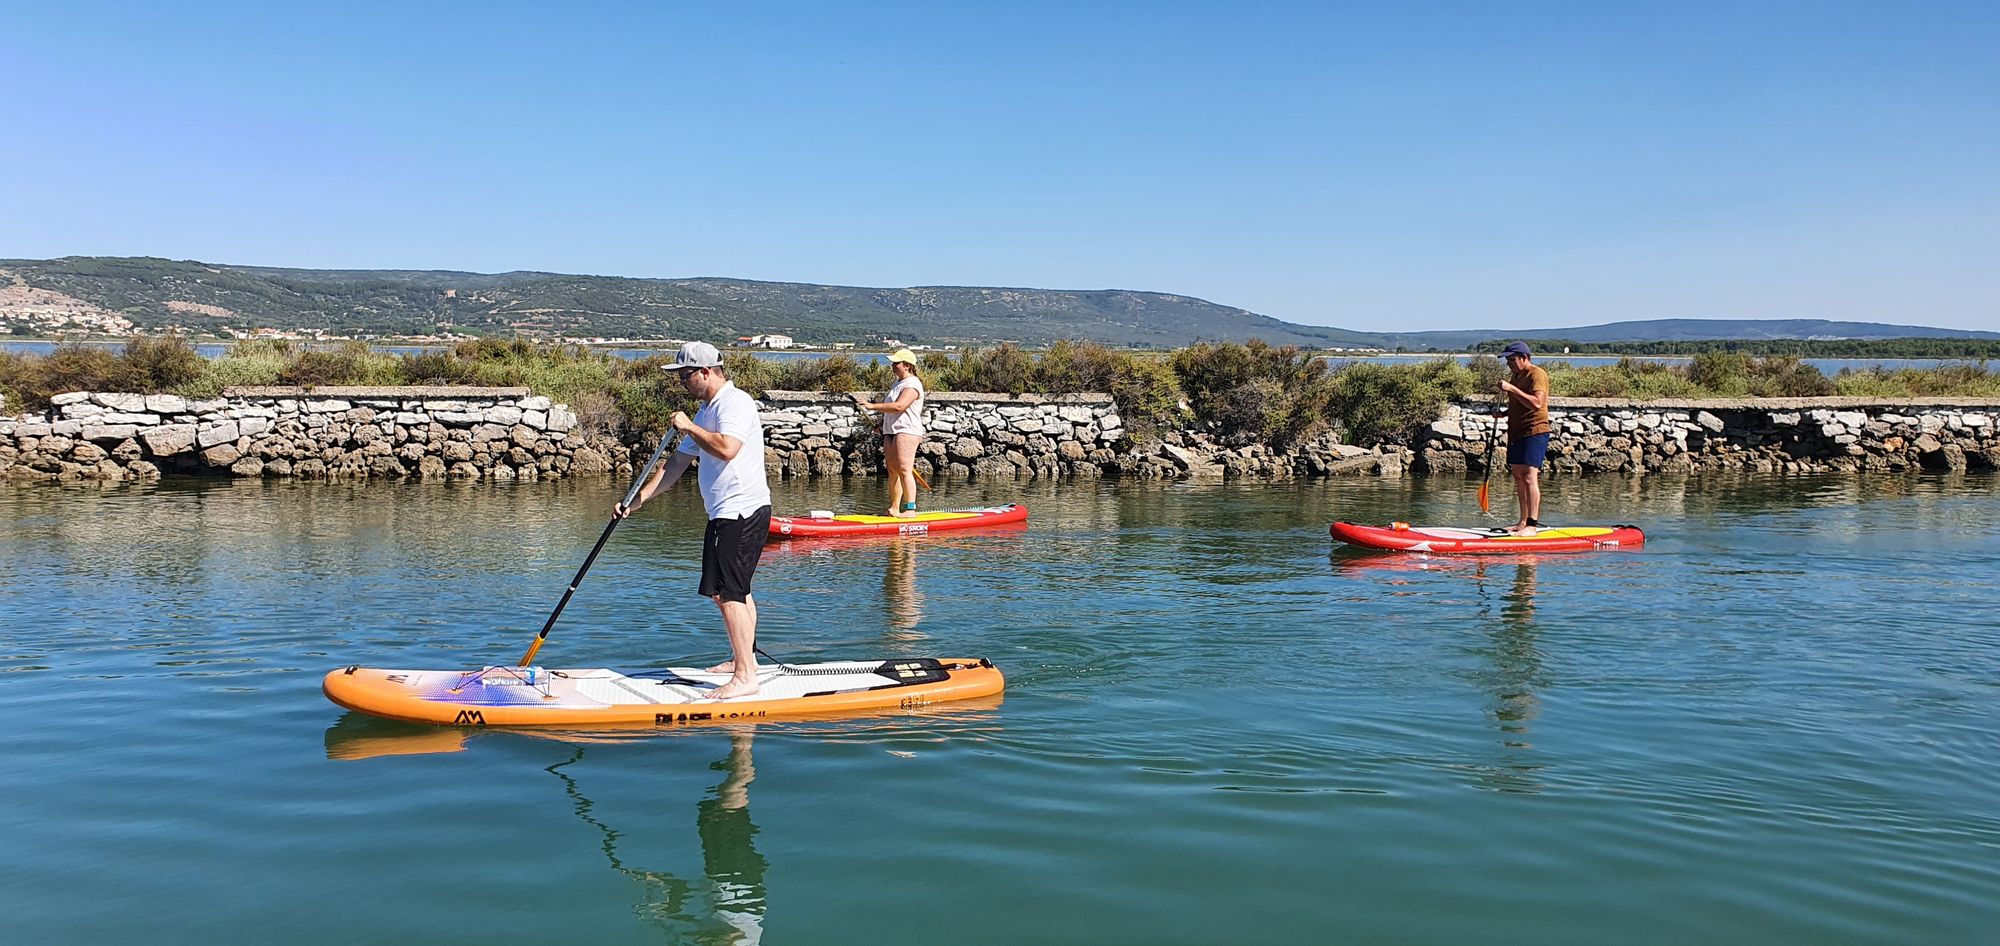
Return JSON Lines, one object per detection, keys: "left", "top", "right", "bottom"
{"left": 881, "top": 376, "right": 926, "bottom": 436}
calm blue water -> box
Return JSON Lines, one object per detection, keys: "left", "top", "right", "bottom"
{"left": 4, "top": 339, "right": 1987, "bottom": 375}
{"left": 3, "top": 473, "right": 1999, "bottom": 944}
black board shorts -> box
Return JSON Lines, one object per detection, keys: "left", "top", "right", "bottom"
{"left": 699, "top": 505, "right": 771, "bottom": 603}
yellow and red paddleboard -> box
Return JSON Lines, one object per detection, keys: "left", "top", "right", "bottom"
{"left": 1331, "top": 521, "right": 1645, "bottom": 554}
{"left": 324, "top": 658, "right": 1004, "bottom": 727}
{"left": 770, "top": 503, "right": 1028, "bottom": 539}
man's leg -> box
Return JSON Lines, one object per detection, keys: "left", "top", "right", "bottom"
{"left": 1509, "top": 466, "right": 1532, "bottom": 531}
{"left": 704, "top": 590, "right": 758, "bottom": 673}
{"left": 1519, "top": 467, "right": 1541, "bottom": 535}
{"left": 707, "top": 592, "right": 760, "bottom": 699}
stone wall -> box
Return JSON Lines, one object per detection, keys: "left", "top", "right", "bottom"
{"left": 11, "top": 387, "right": 1997, "bottom": 484}
{"left": 1416, "top": 397, "right": 2000, "bottom": 476}
{"left": 759, "top": 391, "right": 1126, "bottom": 479}
{"left": 0, "top": 386, "right": 632, "bottom": 483}
{"left": 758, "top": 391, "right": 1411, "bottom": 480}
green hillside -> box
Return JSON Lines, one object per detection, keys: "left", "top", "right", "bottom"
{"left": 0, "top": 256, "right": 1385, "bottom": 348}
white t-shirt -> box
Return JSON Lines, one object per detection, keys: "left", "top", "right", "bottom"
{"left": 881, "top": 376, "right": 926, "bottom": 436}
{"left": 677, "top": 380, "right": 771, "bottom": 519}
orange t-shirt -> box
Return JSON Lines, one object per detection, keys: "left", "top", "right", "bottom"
{"left": 1507, "top": 364, "right": 1551, "bottom": 439}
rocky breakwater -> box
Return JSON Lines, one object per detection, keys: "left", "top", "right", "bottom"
{"left": 760, "top": 391, "right": 1129, "bottom": 479}
{"left": 759, "top": 390, "right": 1410, "bottom": 480}
{"left": 0, "top": 386, "right": 628, "bottom": 482}
{"left": 1416, "top": 397, "right": 2000, "bottom": 476}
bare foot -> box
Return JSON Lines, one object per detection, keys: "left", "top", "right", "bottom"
{"left": 704, "top": 677, "right": 761, "bottom": 701}
{"left": 704, "top": 661, "right": 734, "bottom": 674}
{"left": 1517, "top": 525, "right": 1539, "bottom": 536}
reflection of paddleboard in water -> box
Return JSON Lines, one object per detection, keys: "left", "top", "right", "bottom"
{"left": 324, "top": 657, "right": 1004, "bottom": 726}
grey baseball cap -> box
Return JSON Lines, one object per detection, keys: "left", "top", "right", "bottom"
{"left": 666, "top": 341, "right": 723, "bottom": 370}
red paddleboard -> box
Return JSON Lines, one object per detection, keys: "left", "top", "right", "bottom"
{"left": 770, "top": 503, "right": 1029, "bottom": 539}
{"left": 1332, "top": 521, "right": 1645, "bottom": 554}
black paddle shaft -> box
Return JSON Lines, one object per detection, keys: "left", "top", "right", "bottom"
{"left": 519, "top": 431, "right": 681, "bottom": 666}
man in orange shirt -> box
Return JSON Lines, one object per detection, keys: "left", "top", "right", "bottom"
{"left": 1498, "top": 341, "right": 1551, "bottom": 535}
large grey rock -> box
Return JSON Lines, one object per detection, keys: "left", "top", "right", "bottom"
{"left": 50, "top": 392, "right": 92, "bottom": 406}
{"left": 145, "top": 394, "right": 189, "bottom": 414}
{"left": 93, "top": 393, "right": 148, "bottom": 411}
{"left": 198, "top": 421, "right": 240, "bottom": 447}
{"left": 142, "top": 424, "right": 198, "bottom": 456}
{"left": 569, "top": 446, "right": 610, "bottom": 474}
{"left": 81, "top": 424, "right": 140, "bottom": 442}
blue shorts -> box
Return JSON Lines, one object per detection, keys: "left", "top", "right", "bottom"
{"left": 1507, "top": 432, "right": 1549, "bottom": 469}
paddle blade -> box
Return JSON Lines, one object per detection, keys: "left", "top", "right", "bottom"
{"left": 1477, "top": 482, "right": 1491, "bottom": 513}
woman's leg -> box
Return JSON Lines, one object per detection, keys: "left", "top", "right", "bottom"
{"left": 893, "top": 433, "right": 920, "bottom": 516}
{"left": 884, "top": 434, "right": 907, "bottom": 516}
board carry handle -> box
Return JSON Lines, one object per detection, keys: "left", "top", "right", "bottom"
{"left": 519, "top": 430, "right": 682, "bottom": 667}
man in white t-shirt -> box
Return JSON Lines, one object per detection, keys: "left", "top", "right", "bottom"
{"left": 614, "top": 341, "right": 773, "bottom": 700}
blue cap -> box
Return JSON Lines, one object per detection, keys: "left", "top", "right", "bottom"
{"left": 1500, "top": 342, "right": 1531, "bottom": 358}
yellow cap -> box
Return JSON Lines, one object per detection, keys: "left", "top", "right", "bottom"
{"left": 888, "top": 348, "right": 918, "bottom": 365}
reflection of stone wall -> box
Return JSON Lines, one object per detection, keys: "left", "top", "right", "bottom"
{"left": 0, "top": 386, "right": 632, "bottom": 483}
{"left": 1417, "top": 397, "right": 2000, "bottom": 476}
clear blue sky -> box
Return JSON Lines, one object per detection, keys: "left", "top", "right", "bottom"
{"left": 5, "top": 1, "right": 1996, "bottom": 332}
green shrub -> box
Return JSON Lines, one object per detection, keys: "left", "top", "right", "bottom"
{"left": 1034, "top": 340, "right": 1121, "bottom": 395}
{"left": 1834, "top": 362, "right": 2000, "bottom": 397}
{"left": 122, "top": 336, "right": 205, "bottom": 389}
{"left": 1688, "top": 351, "right": 1752, "bottom": 396}
{"left": 1168, "top": 340, "right": 1327, "bottom": 443}
{"left": 398, "top": 351, "right": 481, "bottom": 385}
{"left": 1108, "top": 354, "right": 1186, "bottom": 438}
{"left": 5, "top": 344, "right": 131, "bottom": 410}
{"left": 941, "top": 344, "right": 1037, "bottom": 395}
{"left": 1745, "top": 356, "right": 1835, "bottom": 397}
{"left": 1324, "top": 358, "right": 1481, "bottom": 446}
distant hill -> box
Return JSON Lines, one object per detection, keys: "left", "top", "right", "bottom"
{"left": 1391, "top": 318, "right": 2000, "bottom": 349}
{"left": 1, "top": 256, "right": 1991, "bottom": 349}
{"left": 0, "top": 256, "right": 1381, "bottom": 348}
